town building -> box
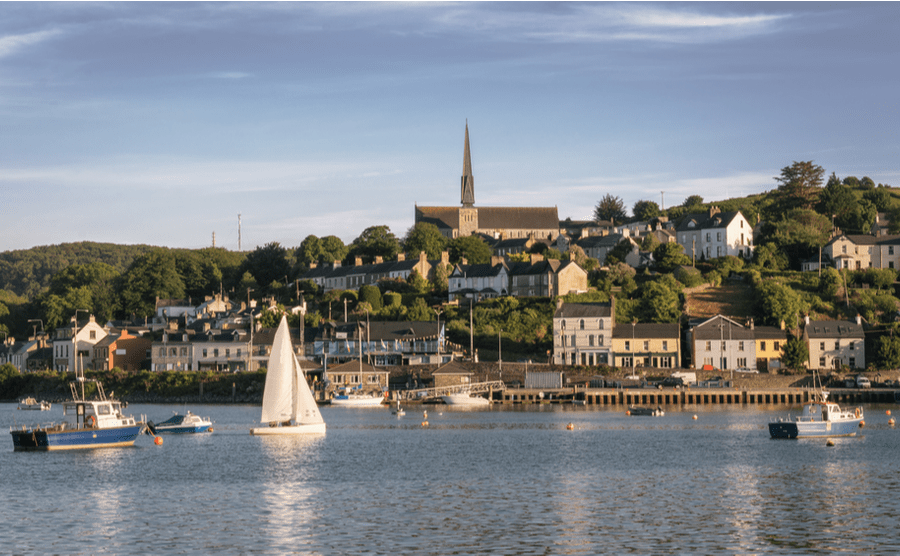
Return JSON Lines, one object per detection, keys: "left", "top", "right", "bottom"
{"left": 552, "top": 300, "right": 615, "bottom": 366}
{"left": 687, "top": 315, "right": 756, "bottom": 371}
{"left": 823, "top": 233, "right": 900, "bottom": 270}
{"left": 414, "top": 123, "right": 560, "bottom": 242}
{"left": 675, "top": 207, "right": 754, "bottom": 262}
{"left": 611, "top": 323, "right": 681, "bottom": 370}
{"left": 752, "top": 322, "right": 788, "bottom": 372}
{"left": 804, "top": 317, "right": 865, "bottom": 370}
{"left": 52, "top": 315, "right": 108, "bottom": 373}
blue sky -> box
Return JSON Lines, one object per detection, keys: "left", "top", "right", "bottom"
{"left": 2, "top": 2, "right": 899, "bottom": 253}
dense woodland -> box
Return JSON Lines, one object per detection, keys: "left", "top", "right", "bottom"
{"left": 4, "top": 161, "right": 900, "bottom": 369}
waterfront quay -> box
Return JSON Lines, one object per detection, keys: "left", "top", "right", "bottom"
{"left": 496, "top": 386, "right": 899, "bottom": 406}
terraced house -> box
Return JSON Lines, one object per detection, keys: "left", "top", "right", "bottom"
{"left": 612, "top": 323, "right": 681, "bottom": 370}
{"left": 552, "top": 300, "right": 614, "bottom": 366}
{"left": 823, "top": 233, "right": 900, "bottom": 270}
{"left": 804, "top": 317, "right": 865, "bottom": 370}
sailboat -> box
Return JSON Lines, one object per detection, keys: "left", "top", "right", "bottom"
{"left": 250, "top": 316, "right": 326, "bottom": 435}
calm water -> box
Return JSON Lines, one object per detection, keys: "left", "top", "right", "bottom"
{"left": 3, "top": 401, "right": 899, "bottom": 555}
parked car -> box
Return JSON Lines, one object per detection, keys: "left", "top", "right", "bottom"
{"left": 735, "top": 367, "right": 758, "bottom": 374}
{"left": 660, "top": 376, "right": 684, "bottom": 388}
{"left": 856, "top": 375, "right": 871, "bottom": 389}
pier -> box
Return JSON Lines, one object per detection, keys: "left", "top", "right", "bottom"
{"left": 497, "top": 387, "right": 899, "bottom": 406}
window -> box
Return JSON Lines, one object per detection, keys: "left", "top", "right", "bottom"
{"left": 706, "top": 341, "right": 712, "bottom": 351}
{"left": 237, "top": 348, "right": 241, "bottom": 357}
{"left": 169, "top": 348, "right": 177, "bottom": 356}
{"left": 202, "top": 349, "right": 208, "bottom": 358}
{"left": 717, "top": 232, "right": 721, "bottom": 241}
{"left": 662, "top": 341, "right": 668, "bottom": 351}
{"left": 819, "top": 357, "right": 826, "bottom": 367}
{"left": 598, "top": 336, "right": 604, "bottom": 346}
{"left": 774, "top": 341, "right": 780, "bottom": 350}
{"left": 849, "top": 342, "right": 855, "bottom": 351}
{"left": 180, "top": 347, "right": 187, "bottom": 356}
{"left": 820, "top": 342, "right": 825, "bottom": 351}
{"left": 589, "top": 335, "right": 594, "bottom": 347}
{"left": 225, "top": 349, "right": 230, "bottom": 357}
{"left": 738, "top": 341, "right": 744, "bottom": 351}
{"left": 737, "top": 358, "right": 747, "bottom": 367}
{"left": 213, "top": 349, "right": 219, "bottom": 357}
{"left": 89, "top": 330, "right": 96, "bottom": 340}
{"left": 706, "top": 233, "right": 711, "bottom": 241}
{"left": 158, "top": 348, "right": 165, "bottom": 356}
{"left": 580, "top": 319, "right": 585, "bottom": 330}
{"left": 835, "top": 341, "right": 840, "bottom": 350}
{"left": 721, "top": 341, "right": 726, "bottom": 351}
{"left": 643, "top": 340, "right": 649, "bottom": 351}
{"left": 599, "top": 320, "right": 604, "bottom": 330}
{"left": 890, "top": 246, "right": 895, "bottom": 255}
{"left": 625, "top": 341, "right": 631, "bottom": 351}
{"left": 849, "top": 357, "right": 856, "bottom": 368}
{"left": 760, "top": 341, "right": 767, "bottom": 351}
{"left": 842, "top": 245, "right": 847, "bottom": 254}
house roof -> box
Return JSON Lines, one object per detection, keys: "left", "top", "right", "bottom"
{"left": 612, "top": 323, "right": 680, "bottom": 339}
{"left": 326, "top": 359, "right": 387, "bottom": 375}
{"left": 432, "top": 361, "right": 474, "bottom": 375}
{"left": 804, "top": 320, "right": 864, "bottom": 339}
{"left": 690, "top": 315, "right": 754, "bottom": 340}
{"left": 675, "top": 211, "right": 742, "bottom": 232}
{"left": 753, "top": 326, "right": 788, "bottom": 340}
{"left": 554, "top": 302, "right": 612, "bottom": 319}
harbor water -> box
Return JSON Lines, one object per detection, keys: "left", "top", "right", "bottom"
{"left": 3, "top": 402, "right": 899, "bottom": 555}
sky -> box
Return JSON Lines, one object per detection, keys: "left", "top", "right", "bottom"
{"left": 2, "top": 2, "right": 899, "bottom": 253}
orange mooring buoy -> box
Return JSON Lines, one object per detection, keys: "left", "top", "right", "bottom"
{"left": 886, "top": 409, "right": 892, "bottom": 416}
{"left": 859, "top": 420, "right": 866, "bottom": 428}
{"left": 889, "top": 418, "right": 896, "bottom": 427}
{"left": 692, "top": 414, "right": 698, "bottom": 420}
{"left": 154, "top": 436, "right": 163, "bottom": 446}
{"left": 625, "top": 410, "right": 631, "bottom": 416}
{"left": 567, "top": 423, "right": 574, "bottom": 430}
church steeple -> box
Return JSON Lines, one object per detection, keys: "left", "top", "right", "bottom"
{"left": 461, "top": 121, "right": 475, "bottom": 207}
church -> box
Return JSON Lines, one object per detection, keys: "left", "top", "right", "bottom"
{"left": 414, "top": 124, "right": 560, "bottom": 241}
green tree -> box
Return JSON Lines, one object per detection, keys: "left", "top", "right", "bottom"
{"left": 348, "top": 225, "right": 401, "bottom": 264}
{"left": 430, "top": 262, "right": 452, "bottom": 292}
{"left": 863, "top": 185, "right": 893, "bottom": 212}
{"left": 448, "top": 235, "right": 492, "bottom": 265}
{"left": 0, "top": 362, "right": 19, "bottom": 381}
{"left": 761, "top": 209, "right": 831, "bottom": 268}
{"left": 817, "top": 173, "right": 857, "bottom": 228}
{"left": 773, "top": 161, "right": 825, "bottom": 214}
{"left": 605, "top": 238, "right": 635, "bottom": 266}
{"left": 653, "top": 242, "right": 690, "bottom": 272}
{"left": 244, "top": 242, "right": 290, "bottom": 289}
{"left": 406, "top": 297, "right": 432, "bottom": 321}
{"left": 674, "top": 265, "right": 703, "bottom": 287}
{"left": 358, "top": 284, "right": 383, "bottom": 311}
{"left": 593, "top": 194, "right": 627, "bottom": 224}
{"left": 781, "top": 336, "right": 809, "bottom": 371}
{"left": 321, "top": 236, "right": 349, "bottom": 263}
{"left": 632, "top": 200, "right": 660, "bottom": 221}
{"left": 683, "top": 195, "right": 704, "bottom": 209}
{"left": 876, "top": 335, "right": 900, "bottom": 369}
{"left": 756, "top": 281, "right": 806, "bottom": 328}
{"left": 407, "top": 270, "right": 429, "bottom": 294}
{"left": 752, "top": 243, "right": 789, "bottom": 271}
{"left": 119, "top": 249, "right": 186, "bottom": 317}
{"left": 820, "top": 267, "right": 842, "bottom": 299}
{"left": 403, "top": 222, "right": 448, "bottom": 260}
{"left": 843, "top": 199, "right": 877, "bottom": 234}
{"left": 639, "top": 280, "right": 681, "bottom": 323}
{"left": 640, "top": 234, "right": 660, "bottom": 252}
{"left": 296, "top": 235, "right": 325, "bottom": 267}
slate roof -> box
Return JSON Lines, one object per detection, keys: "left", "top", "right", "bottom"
{"left": 612, "top": 323, "right": 680, "bottom": 339}
{"left": 690, "top": 315, "right": 754, "bottom": 340}
{"left": 804, "top": 320, "right": 864, "bottom": 339}
{"left": 675, "top": 211, "right": 741, "bottom": 232}
{"left": 554, "top": 302, "right": 613, "bottom": 319}
{"left": 576, "top": 234, "right": 625, "bottom": 249}
{"left": 752, "top": 326, "right": 788, "bottom": 340}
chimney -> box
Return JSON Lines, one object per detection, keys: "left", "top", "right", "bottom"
{"left": 779, "top": 320, "right": 785, "bottom": 330}
{"left": 491, "top": 256, "right": 504, "bottom": 266}
{"left": 748, "top": 318, "right": 754, "bottom": 330}
{"left": 355, "top": 257, "right": 363, "bottom": 267}
{"left": 709, "top": 206, "right": 721, "bottom": 218}
{"left": 441, "top": 250, "right": 450, "bottom": 265}
{"left": 375, "top": 256, "right": 383, "bottom": 264}
{"left": 420, "top": 251, "right": 428, "bottom": 263}
{"left": 461, "top": 257, "right": 468, "bottom": 266}
{"left": 856, "top": 314, "right": 862, "bottom": 325}
{"left": 804, "top": 315, "right": 810, "bottom": 326}
{"left": 530, "top": 253, "right": 543, "bottom": 264}
{"left": 397, "top": 253, "right": 406, "bottom": 262}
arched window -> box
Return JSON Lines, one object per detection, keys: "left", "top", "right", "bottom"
{"left": 580, "top": 319, "right": 585, "bottom": 330}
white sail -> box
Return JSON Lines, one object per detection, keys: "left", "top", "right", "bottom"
{"left": 293, "top": 352, "right": 324, "bottom": 425}
{"left": 260, "top": 317, "right": 298, "bottom": 423}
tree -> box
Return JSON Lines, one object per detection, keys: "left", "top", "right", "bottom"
{"left": 406, "top": 297, "right": 432, "bottom": 321}
{"left": 407, "top": 270, "right": 429, "bottom": 294}
{"left": 119, "top": 249, "right": 186, "bottom": 317}
{"left": 843, "top": 199, "right": 877, "bottom": 234}
{"left": 640, "top": 234, "right": 660, "bottom": 252}
{"left": 877, "top": 335, "right": 900, "bottom": 369}
{"left": 296, "top": 235, "right": 325, "bottom": 267}
{"left": 639, "top": 280, "right": 680, "bottom": 323}
{"left": 682, "top": 195, "right": 704, "bottom": 209}
{"left": 773, "top": 161, "right": 825, "bottom": 213}
{"left": 761, "top": 209, "right": 831, "bottom": 269}
{"left": 632, "top": 200, "right": 660, "bottom": 222}
{"left": 755, "top": 281, "right": 806, "bottom": 328}
{"left": 358, "top": 284, "right": 383, "bottom": 311}
{"left": 674, "top": 265, "right": 704, "bottom": 287}
{"left": 403, "top": 222, "right": 448, "bottom": 260}
{"left": 819, "top": 267, "right": 842, "bottom": 299}
{"left": 448, "top": 235, "right": 492, "bottom": 265}
{"left": 752, "top": 243, "right": 789, "bottom": 271}
{"left": 652, "top": 242, "right": 690, "bottom": 273}
{"left": 781, "top": 336, "right": 809, "bottom": 371}
{"left": 243, "top": 242, "right": 290, "bottom": 289}
{"left": 605, "top": 238, "right": 635, "bottom": 266}
{"left": 430, "top": 262, "right": 452, "bottom": 292}
{"left": 320, "top": 236, "right": 349, "bottom": 264}
{"left": 348, "top": 225, "right": 401, "bottom": 264}
{"left": 593, "top": 194, "right": 627, "bottom": 224}
{"left": 0, "top": 362, "right": 19, "bottom": 382}
{"left": 817, "top": 173, "right": 856, "bottom": 228}
{"left": 863, "top": 185, "right": 893, "bottom": 212}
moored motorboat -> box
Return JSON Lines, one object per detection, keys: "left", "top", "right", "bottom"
{"left": 627, "top": 406, "right": 664, "bottom": 416}
{"left": 442, "top": 392, "right": 490, "bottom": 405}
{"left": 10, "top": 379, "right": 146, "bottom": 451}
{"left": 769, "top": 390, "right": 863, "bottom": 438}
{"left": 331, "top": 392, "right": 386, "bottom": 407}
{"left": 148, "top": 411, "right": 212, "bottom": 434}
{"left": 18, "top": 397, "right": 51, "bottom": 411}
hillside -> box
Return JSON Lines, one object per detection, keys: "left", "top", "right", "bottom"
{"left": 683, "top": 283, "right": 756, "bottom": 320}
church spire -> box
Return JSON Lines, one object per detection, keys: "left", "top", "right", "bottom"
{"left": 461, "top": 121, "right": 475, "bottom": 207}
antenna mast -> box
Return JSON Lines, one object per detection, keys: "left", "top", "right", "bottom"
{"left": 238, "top": 214, "right": 242, "bottom": 252}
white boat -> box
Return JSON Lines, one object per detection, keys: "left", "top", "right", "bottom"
{"left": 331, "top": 389, "right": 385, "bottom": 407}
{"left": 18, "top": 397, "right": 51, "bottom": 411}
{"left": 769, "top": 390, "right": 863, "bottom": 439}
{"left": 442, "top": 392, "right": 490, "bottom": 405}
{"left": 149, "top": 411, "right": 213, "bottom": 434}
{"left": 250, "top": 317, "right": 326, "bottom": 436}
{"left": 392, "top": 399, "right": 405, "bottom": 416}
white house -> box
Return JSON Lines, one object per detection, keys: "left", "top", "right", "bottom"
{"left": 675, "top": 207, "right": 754, "bottom": 262}
{"left": 52, "top": 315, "right": 108, "bottom": 373}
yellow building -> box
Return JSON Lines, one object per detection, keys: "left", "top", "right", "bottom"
{"left": 612, "top": 323, "right": 681, "bottom": 370}
{"left": 753, "top": 324, "right": 788, "bottom": 372}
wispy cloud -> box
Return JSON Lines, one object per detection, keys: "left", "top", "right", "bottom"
{"left": 205, "top": 71, "right": 253, "bottom": 80}
{"left": 0, "top": 29, "right": 61, "bottom": 58}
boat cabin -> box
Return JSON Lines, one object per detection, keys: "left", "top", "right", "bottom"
{"left": 62, "top": 400, "right": 136, "bottom": 429}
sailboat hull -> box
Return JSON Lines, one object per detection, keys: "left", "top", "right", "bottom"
{"left": 250, "top": 423, "right": 326, "bottom": 435}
